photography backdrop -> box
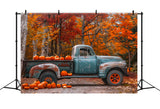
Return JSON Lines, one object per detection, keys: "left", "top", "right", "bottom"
{"left": 21, "top": 12, "right": 137, "bottom": 93}
{"left": 0, "top": 0, "right": 160, "bottom": 109}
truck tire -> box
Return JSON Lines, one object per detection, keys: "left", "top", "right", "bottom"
{"left": 103, "top": 70, "right": 123, "bottom": 86}
{"left": 39, "top": 70, "right": 57, "bottom": 83}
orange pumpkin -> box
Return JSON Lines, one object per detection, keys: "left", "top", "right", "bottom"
{"left": 51, "top": 82, "right": 56, "bottom": 88}
{"left": 47, "top": 84, "right": 52, "bottom": 88}
{"left": 62, "top": 85, "right": 67, "bottom": 88}
{"left": 46, "top": 57, "right": 51, "bottom": 60}
{"left": 22, "top": 83, "right": 29, "bottom": 88}
{"left": 38, "top": 83, "right": 44, "bottom": 89}
{"left": 57, "top": 84, "right": 61, "bottom": 88}
{"left": 61, "top": 70, "right": 68, "bottom": 76}
{"left": 34, "top": 87, "right": 38, "bottom": 90}
{"left": 33, "top": 80, "right": 40, "bottom": 86}
{"left": 62, "top": 84, "right": 67, "bottom": 87}
{"left": 41, "top": 81, "right": 48, "bottom": 88}
{"left": 33, "top": 55, "right": 39, "bottom": 60}
{"left": 43, "top": 81, "right": 48, "bottom": 84}
{"left": 55, "top": 55, "right": 59, "bottom": 58}
{"left": 51, "top": 56, "right": 55, "bottom": 60}
{"left": 67, "top": 73, "right": 72, "bottom": 76}
{"left": 39, "top": 56, "right": 45, "bottom": 60}
{"left": 60, "top": 57, "right": 64, "bottom": 60}
{"left": 29, "top": 84, "right": 36, "bottom": 89}
{"left": 55, "top": 55, "right": 60, "bottom": 60}
{"left": 24, "top": 86, "right": 30, "bottom": 90}
{"left": 65, "top": 55, "right": 72, "bottom": 60}
{"left": 67, "top": 85, "right": 72, "bottom": 88}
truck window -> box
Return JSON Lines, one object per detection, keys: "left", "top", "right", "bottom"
{"left": 80, "top": 48, "right": 94, "bottom": 56}
{"left": 80, "top": 48, "right": 88, "bottom": 56}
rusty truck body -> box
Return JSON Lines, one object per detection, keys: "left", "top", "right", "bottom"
{"left": 22, "top": 44, "right": 128, "bottom": 85}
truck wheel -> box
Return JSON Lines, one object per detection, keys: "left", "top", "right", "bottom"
{"left": 39, "top": 71, "right": 57, "bottom": 83}
{"left": 105, "top": 70, "right": 123, "bottom": 86}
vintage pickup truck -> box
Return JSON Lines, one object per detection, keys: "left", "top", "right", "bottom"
{"left": 23, "top": 45, "right": 127, "bottom": 86}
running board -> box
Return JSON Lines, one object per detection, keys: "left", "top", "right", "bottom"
{"left": 59, "top": 75, "right": 99, "bottom": 79}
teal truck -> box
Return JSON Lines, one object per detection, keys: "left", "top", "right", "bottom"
{"left": 23, "top": 45, "right": 128, "bottom": 86}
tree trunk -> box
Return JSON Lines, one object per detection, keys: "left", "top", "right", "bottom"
{"left": 93, "top": 16, "right": 98, "bottom": 47}
{"left": 46, "top": 32, "right": 50, "bottom": 56}
{"left": 58, "top": 18, "right": 62, "bottom": 56}
{"left": 56, "top": 38, "right": 57, "bottom": 55}
{"left": 21, "top": 13, "right": 28, "bottom": 75}
{"left": 32, "top": 39, "right": 37, "bottom": 56}
{"left": 41, "top": 22, "right": 47, "bottom": 56}
{"left": 51, "top": 39, "right": 54, "bottom": 55}
{"left": 41, "top": 35, "right": 46, "bottom": 56}
{"left": 81, "top": 15, "right": 85, "bottom": 44}
{"left": 128, "top": 49, "right": 131, "bottom": 72}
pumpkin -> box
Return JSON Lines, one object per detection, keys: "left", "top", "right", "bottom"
{"left": 60, "top": 57, "right": 64, "bottom": 60}
{"left": 62, "top": 84, "right": 67, "bottom": 87}
{"left": 61, "top": 70, "right": 68, "bottom": 76}
{"left": 43, "top": 81, "right": 48, "bottom": 84}
{"left": 46, "top": 57, "right": 51, "bottom": 60}
{"left": 38, "top": 83, "right": 44, "bottom": 89}
{"left": 47, "top": 84, "right": 52, "bottom": 88}
{"left": 51, "top": 82, "right": 56, "bottom": 88}
{"left": 51, "top": 56, "right": 55, "bottom": 60}
{"left": 62, "top": 85, "right": 67, "bottom": 88}
{"left": 24, "top": 86, "right": 30, "bottom": 90}
{"left": 33, "top": 80, "right": 40, "bottom": 86}
{"left": 67, "top": 85, "right": 72, "bottom": 88}
{"left": 56, "top": 84, "right": 61, "bottom": 88}
{"left": 29, "top": 84, "right": 36, "bottom": 89}
{"left": 34, "top": 87, "right": 38, "bottom": 90}
{"left": 22, "top": 83, "right": 29, "bottom": 88}
{"left": 55, "top": 55, "right": 60, "bottom": 60}
{"left": 67, "top": 73, "right": 72, "bottom": 76}
{"left": 65, "top": 55, "right": 72, "bottom": 60}
{"left": 41, "top": 81, "right": 48, "bottom": 88}
{"left": 33, "top": 55, "right": 39, "bottom": 60}
{"left": 39, "top": 56, "right": 45, "bottom": 60}
{"left": 55, "top": 55, "right": 59, "bottom": 58}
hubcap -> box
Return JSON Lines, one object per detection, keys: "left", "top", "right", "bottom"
{"left": 110, "top": 73, "right": 120, "bottom": 84}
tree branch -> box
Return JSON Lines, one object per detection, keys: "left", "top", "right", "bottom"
{"left": 83, "top": 25, "right": 97, "bottom": 33}
{"left": 84, "top": 14, "right": 99, "bottom": 27}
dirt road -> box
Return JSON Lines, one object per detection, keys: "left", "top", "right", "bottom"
{"left": 21, "top": 72, "right": 137, "bottom": 93}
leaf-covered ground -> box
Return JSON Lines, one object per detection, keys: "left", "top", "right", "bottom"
{"left": 21, "top": 72, "right": 137, "bottom": 93}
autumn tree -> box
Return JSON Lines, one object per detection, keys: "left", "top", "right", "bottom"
{"left": 24, "top": 12, "right": 137, "bottom": 71}
{"left": 106, "top": 13, "right": 137, "bottom": 69}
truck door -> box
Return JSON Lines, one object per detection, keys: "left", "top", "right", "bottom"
{"left": 78, "top": 47, "right": 97, "bottom": 74}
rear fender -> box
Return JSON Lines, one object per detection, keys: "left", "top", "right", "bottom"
{"left": 29, "top": 63, "right": 60, "bottom": 78}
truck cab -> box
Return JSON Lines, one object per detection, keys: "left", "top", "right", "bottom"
{"left": 23, "top": 44, "right": 127, "bottom": 86}
{"left": 72, "top": 45, "right": 98, "bottom": 74}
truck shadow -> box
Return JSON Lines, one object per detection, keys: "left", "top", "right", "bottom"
{"left": 69, "top": 84, "right": 133, "bottom": 87}
{"left": 70, "top": 84, "right": 109, "bottom": 86}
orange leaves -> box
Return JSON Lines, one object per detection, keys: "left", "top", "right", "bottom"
{"left": 121, "top": 28, "right": 133, "bottom": 37}
{"left": 25, "top": 13, "right": 137, "bottom": 61}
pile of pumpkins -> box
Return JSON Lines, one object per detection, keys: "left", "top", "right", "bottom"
{"left": 33, "top": 55, "right": 72, "bottom": 61}
{"left": 22, "top": 80, "right": 72, "bottom": 90}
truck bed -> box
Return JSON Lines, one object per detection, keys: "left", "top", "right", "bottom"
{"left": 22, "top": 60, "right": 73, "bottom": 77}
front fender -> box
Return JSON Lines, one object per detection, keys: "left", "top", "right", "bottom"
{"left": 29, "top": 63, "right": 61, "bottom": 78}
{"left": 99, "top": 61, "right": 126, "bottom": 78}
